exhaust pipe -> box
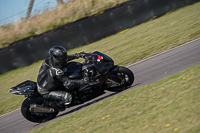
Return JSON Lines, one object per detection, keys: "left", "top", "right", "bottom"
{"left": 30, "top": 104, "right": 55, "bottom": 113}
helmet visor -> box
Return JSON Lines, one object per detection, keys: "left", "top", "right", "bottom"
{"left": 54, "top": 54, "right": 67, "bottom": 61}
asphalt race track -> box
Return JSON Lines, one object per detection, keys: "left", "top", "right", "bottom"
{"left": 0, "top": 38, "right": 200, "bottom": 133}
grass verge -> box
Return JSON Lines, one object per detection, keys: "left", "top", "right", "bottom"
{"left": 0, "top": 2, "right": 200, "bottom": 115}
{"left": 30, "top": 64, "right": 200, "bottom": 133}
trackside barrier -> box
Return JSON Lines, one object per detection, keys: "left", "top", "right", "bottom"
{"left": 0, "top": 0, "right": 199, "bottom": 74}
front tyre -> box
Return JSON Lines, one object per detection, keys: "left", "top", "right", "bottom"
{"left": 21, "top": 97, "right": 59, "bottom": 123}
{"left": 106, "top": 66, "right": 134, "bottom": 90}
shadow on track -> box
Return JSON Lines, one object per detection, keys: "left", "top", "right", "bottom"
{"left": 56, "top": 83, "right": 140, "bottom": 118}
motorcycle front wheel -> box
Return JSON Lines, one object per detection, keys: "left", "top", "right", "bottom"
{"left": 105, "top": 66, "right": 134, "bottom": 91}
{"left": 21, "top": 97, "right": 59, "bottom": 123}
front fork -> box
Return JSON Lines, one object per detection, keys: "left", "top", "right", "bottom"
{"left": 96, "top": 65, "right": 119, "bottom": 86}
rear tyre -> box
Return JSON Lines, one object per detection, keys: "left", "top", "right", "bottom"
{"left": 105, "top": 66, "right": 134, "bottom": 91}
{"left": 21, "top": 97, "right": 59, "bottom": 123}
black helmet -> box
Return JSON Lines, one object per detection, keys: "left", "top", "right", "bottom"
{"left": 49, "top": 46, "right": 68, "bottom": 66}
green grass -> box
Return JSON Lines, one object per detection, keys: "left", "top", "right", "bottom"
{"left": 0, "top": 2, "right": 200, "bottom": 115}
{"left": 30, "top": 64, "right": 200, "bottom": 133}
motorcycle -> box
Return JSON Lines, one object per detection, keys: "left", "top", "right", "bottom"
{"left": 10, "top": 51, "right": 134, "bottom": 123}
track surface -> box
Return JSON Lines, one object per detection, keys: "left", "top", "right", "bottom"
{"left": 0, "top": 38, "right": 200, "bottom": 133}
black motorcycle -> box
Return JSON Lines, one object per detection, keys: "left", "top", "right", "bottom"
{"left": 10, "top": 51, "right": 134, "bottom": 123}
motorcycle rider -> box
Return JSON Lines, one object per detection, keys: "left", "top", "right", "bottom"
{"left": 37, "top": 46, "right": 89, "bottom": 110}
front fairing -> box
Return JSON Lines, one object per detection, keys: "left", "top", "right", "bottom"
{"left": 83, "top": 51, "right": 114, "bottom": 74}
{"left": 92, "top": 51, "right": 114, "bottom": 62}
{"left": 93, "top": 62, "right": 114, "bottom": 74}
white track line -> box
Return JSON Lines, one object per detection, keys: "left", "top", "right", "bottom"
{"left": 127, "top": 38, "right": 200, "bottom": 68}
{"left": 0, "top": 108, "right": 20, "bottom": 118}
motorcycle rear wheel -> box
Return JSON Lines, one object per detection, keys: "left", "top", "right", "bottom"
{"left": 21, "top": 97, "right": 59, "bottom": 123}
{"left": 105, "top": 66, "right": 134, "bottom": 90}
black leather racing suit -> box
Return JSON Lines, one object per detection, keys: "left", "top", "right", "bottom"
{"left": 37, "top": 53, "right": 85, "bottom": 105}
